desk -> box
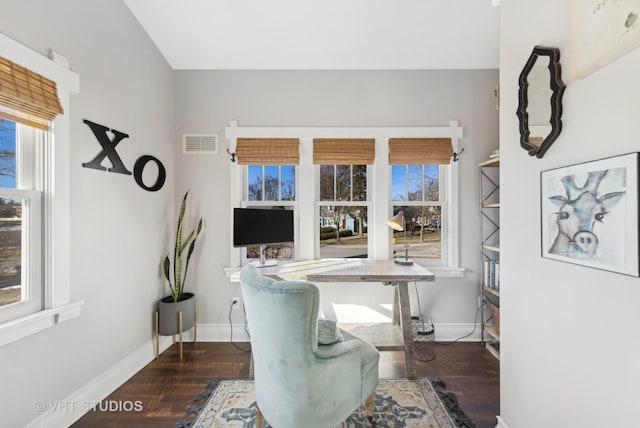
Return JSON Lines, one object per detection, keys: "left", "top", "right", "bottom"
{"left": 236, "top": 259, "right": 435, "bottom": 379}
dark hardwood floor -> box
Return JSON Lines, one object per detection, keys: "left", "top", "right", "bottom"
{"left": 72, "top": 342, "right": 499, "bottom": 428}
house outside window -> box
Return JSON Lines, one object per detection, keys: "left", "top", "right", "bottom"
{"left": 227, "top": 122, "right": 463, "bottom": 275}
{"left": 318, "top": 164, "right": 369, "bottom": 259}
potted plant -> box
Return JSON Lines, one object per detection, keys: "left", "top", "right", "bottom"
{"left": 158, "top": 190, "right": 204, "bottom": 336}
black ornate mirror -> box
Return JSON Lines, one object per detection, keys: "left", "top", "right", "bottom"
{"left": 516, "top": 46, "right": 566, "bottom": 158}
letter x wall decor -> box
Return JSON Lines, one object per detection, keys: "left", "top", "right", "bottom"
{"left": 82, "top": 119, "right": 166, "bottom": 192}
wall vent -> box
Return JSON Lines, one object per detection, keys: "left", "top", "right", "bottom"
{"left": 182, "top": 134, "right": 218, "bottom": 154}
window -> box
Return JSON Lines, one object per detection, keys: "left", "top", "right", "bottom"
{"left": 0, "top": 120, "right": 42, "bottom": 323}
{"left": 227, "top": 122, "right": 463, "bottom": 275}
{"left": 318, "top": 164, "right": 369, "bottom": 259}
{"left": 248, "top": 165, "right": 295, "bottom": 202}
{"left": 391, "top": 164, "right": 446, "bottom": 265}
{"left": 243, "top": 164, "right": 296, "bottom": 262}
{"left": 0, "top": 38, "right": 81, "bottom": 347}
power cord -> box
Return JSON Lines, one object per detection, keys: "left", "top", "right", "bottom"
{"left": 413, "top": 281, "right": 484, "bottom": 345}
{"left": 228, "top": 300, "right": 251, "bottom": 352}
{"left": 437, "top": 301, "right": 483, "bottom": 345}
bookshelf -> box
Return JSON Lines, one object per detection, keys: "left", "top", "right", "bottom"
{"left": 479, "top": 156, "right": 500, "bottom": 359}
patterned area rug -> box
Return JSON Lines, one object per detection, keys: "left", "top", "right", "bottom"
{"left": 176, "top": 378, "right": 476, "bottom": 428}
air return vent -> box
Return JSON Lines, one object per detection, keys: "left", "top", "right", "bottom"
{"left": 182, "top": 134, "right": 218, "bottom": 154}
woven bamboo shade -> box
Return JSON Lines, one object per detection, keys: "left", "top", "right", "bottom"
{"left": 388, "top": 138, "right": 453, "bottom": 165}
{"left": 236, "top": 138, "right": 299, "bottom": 165}
{"left": 0, "top": 56, "right": 64, "bottom": 130}
{"left": 313, "top": 139, "right": 375, "bottom": 165}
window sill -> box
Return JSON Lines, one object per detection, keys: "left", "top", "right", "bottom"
{"left": 0, "top": 300, "right": 84, "bottom": 348}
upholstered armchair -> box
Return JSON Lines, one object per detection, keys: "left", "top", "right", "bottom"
{"left": 240, "top": 264, "right": 380, "bottom": 428}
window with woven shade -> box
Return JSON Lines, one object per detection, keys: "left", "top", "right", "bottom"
{"left": 389, "top": 138, "right": 453, "bottom": 265}
{"left": 0, "top": 56, "right": 64, "bottom": 130}
{"left": 313, "top": 139, "right": 373, "bottom": 259}
{"left": 0, "top": 33, "right": 81, "bottom": 347}
{"left": 238, "top": 138, "right": 299, "bottom": 263}
{"left": 228, "top": 121, "right": 463, "bottom": 269}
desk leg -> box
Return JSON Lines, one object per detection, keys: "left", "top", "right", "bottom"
{"left": 392, "top": 286, "right": 401, "bottom": 325}
{"left": 396, "top": 281, "right": 416, "bottom": 379}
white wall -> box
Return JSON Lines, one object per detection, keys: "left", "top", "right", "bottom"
{"left": 174, "top": 70, "right": 499, "bottom": 333}
{"left": 0, "top": 1, "right": 175, "bottom": 426}
{"left": 500, "top": 1, "right": 640, "bottom": 427}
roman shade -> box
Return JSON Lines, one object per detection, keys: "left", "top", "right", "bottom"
{"left": 388, "top": 138, "right": 453, "bottom": 165}
{"left": 313, "top": 138, "right": 375, "bottom": 165}
{"left": 236, "top": 138, "right": 300, "bottom": 165}
{"left": 0, "top": 56, "right": 64, "bottom": 130}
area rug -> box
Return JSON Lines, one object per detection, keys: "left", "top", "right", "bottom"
{"left": 176, "top": 378, "right": 476, "bottom": 428}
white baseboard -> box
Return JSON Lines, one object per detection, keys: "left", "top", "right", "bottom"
{"left": 185, "top": 322, "right": 481, "bottom": 343}
{"left": 24, "top": 336, "right": 173, "bottom": 428}
{"left": 496, "top": 415, "right": 509, "bottom": 428}
{"left": 181, "top": 322, "right": 251, "bottom": 342}
{"left": 433, "top": 323, "right": 482, "bottom": 342}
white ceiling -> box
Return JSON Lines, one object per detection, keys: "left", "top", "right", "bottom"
{"left": 123, "top": 0, "right": 500, "bottom": 70}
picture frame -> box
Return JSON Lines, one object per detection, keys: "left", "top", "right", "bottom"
{"left": 541, "top": 152, "right": 639, "bottom": 276}
{"left": 570, "top": 0, "right": 640, "bottom": 78}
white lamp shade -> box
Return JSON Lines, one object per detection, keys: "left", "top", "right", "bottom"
{"left": 387, "top": 211, "right": 404, "bottom": 231}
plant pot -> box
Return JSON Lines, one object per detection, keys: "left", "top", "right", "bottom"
{"left": 158, "top": 292, "right": 195, "bottom": 335}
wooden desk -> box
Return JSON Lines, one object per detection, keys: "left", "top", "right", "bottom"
{"left": 244, "top": 259, "right": 435, "bottom": 379}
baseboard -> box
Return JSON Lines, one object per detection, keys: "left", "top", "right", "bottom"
{"left": 432, "top": 323, "right": 482, "bottom": 342}
{"left": 495, "top": 415, "right": 509, "bottom": 428}
{"left": 24, "top": 335, "right": 173, "bottom": 428}
{"left": 180, "top": 322, "right": 251, "bottom": 342}
{"left": 183, "top": 322, "right": 480, "bottom": 343}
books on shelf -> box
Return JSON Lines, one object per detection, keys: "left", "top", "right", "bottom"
{"left": 483, "top": 260, "right": 500, "bottom": 292}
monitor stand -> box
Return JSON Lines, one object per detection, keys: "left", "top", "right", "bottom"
{"left": 250, "top": 244, "right": 278, "bottom": 268}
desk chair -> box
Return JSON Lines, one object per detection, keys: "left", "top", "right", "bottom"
{"left": 240, "top": 264, "right": 379, "bottom": 428}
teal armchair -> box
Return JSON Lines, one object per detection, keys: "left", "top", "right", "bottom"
{"left": 240, "top": 265, "right": 379, "bottom": 428}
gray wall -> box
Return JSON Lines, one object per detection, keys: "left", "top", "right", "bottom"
{"left": 500, "top": 1, "right": 640, "bottom": 427}
{"left": 0, "top": 1, "right": 175, "bottom": 426}
{"left": 174, "top": 69, "right": 499, "bottom": 330}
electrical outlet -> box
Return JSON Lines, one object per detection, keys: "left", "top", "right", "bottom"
{"left": 232, "top": 297, "right": 240, "bottom": 309}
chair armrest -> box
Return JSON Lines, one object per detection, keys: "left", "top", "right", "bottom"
{"left": 314, "top": 339, "right": 361, "bottom": 360}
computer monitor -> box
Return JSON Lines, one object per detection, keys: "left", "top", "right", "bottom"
{"left": 233, "top": 207, "right": 294, "bottom": 267}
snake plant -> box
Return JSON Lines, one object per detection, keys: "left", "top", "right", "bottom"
{"left": 163, "top": 190, "right": 204, "bottom": 302}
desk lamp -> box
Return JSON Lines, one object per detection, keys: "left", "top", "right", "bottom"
{"left": 387, "top": 211, "right": 413, "bottom": 265}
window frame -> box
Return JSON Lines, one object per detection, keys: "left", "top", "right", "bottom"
{"left": 227, "top": 122, "right": 464, "bottom": 277}
{"left": 0, "top": 33, "right": 82, "bottom": 348}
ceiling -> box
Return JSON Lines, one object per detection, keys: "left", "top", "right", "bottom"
{"left": 123, "top": 0, "right": 500, "bottom": 70}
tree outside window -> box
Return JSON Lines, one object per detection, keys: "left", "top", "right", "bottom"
{"left": 245, "top": 165, "right": 296, "bottom": 261}
{"left": 319, "top": 165, "right": 368, "bottom": 258}
{"left": 391, "top": 165, "right": 443, "bottom": 261}
{"left": 0, "top": 119, "right": 21, "bottom": 308}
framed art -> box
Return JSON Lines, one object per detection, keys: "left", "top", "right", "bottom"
{"left": 570, "top": 0, "right": 640, "bottom": 78}
{"left": 541, "top": 152, "right": 639, "bottom": 276}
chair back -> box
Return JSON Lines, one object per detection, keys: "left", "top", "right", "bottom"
{"left": 240, "top": 265, "right": 320, "bottom": 393}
